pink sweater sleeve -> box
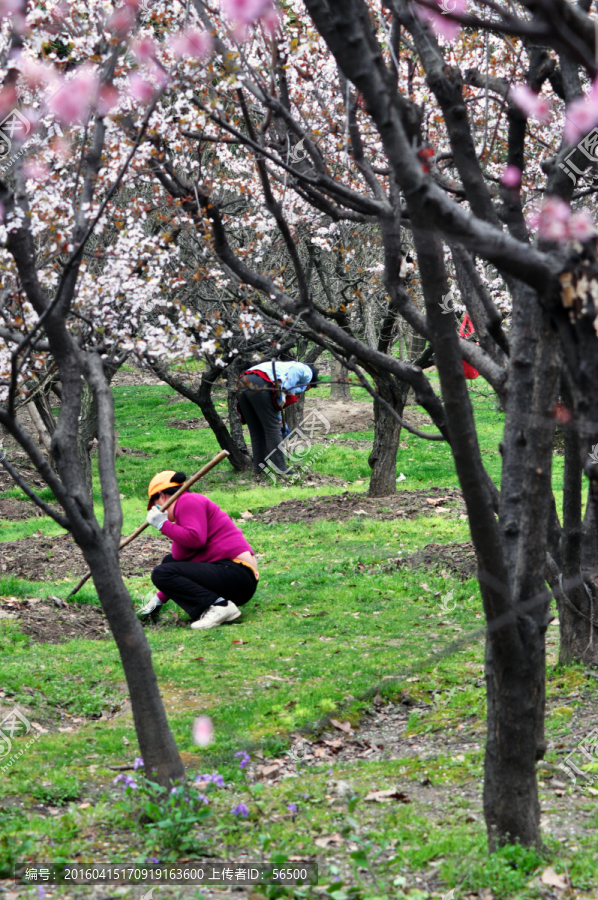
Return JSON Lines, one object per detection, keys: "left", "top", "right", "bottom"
{"left": 161, "top": 494, "right": 208, "bottom": 549}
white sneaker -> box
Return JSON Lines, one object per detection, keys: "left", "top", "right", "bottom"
{"left": 137, "top": 593, "right": 163, "bottom": 617}
{"left": 190, "top": 601, "right": 241, "bottom": 630}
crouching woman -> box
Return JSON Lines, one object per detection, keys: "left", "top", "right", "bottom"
{"left": 138, "top": 471, "right": 258, "bottom": 629}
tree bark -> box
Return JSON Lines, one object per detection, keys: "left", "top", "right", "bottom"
{"left": 368, "top": 374, "right": 407, "bottom": 497}
{"left": 330, "top": 357, "right": 351, "bottom": 400}
{"left": 147, "top": 359, "right": 252, "bottom": 471}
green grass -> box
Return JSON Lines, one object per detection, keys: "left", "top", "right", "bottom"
{"left": 0, "top": 374, "right": 591, "bottom": 898}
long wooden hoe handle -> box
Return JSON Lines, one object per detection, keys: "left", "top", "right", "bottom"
{"left": 66, "top": 449, "right": 230, "bottom": 599}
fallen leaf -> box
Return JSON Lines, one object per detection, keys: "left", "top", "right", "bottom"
{"left": 193, "top": 656, "right": 206, "bottom": 662}
{"left": 255, "top": 749, "right": 264, "bottom": 759}
{"left": 239, "top": 510, "right": 254, "bottom": 520}
{"left": 174, "top": 645, "right": 184, "bottom": 656}
{"left": 323, "top": 739, "right": 343, "bottom": 749}
{"left": 541, "top": 868, "right": 568, "bottom": 889}
{"left": 365, "top": 788, "right": 410, "bottom": 803}
{"left": 314, "top": 747, "right": 327, "bottom": 758}
{"left": 78, "top": 802, "right": 91, "bottom": 809}
{"left": 232, "top": 639, "right": 245, "bottom": 645}
{"left": 425, "top": 496, "right": 448, "bottom": 506}
{"left": 330, "top": 718, "right": 352, "bottom": 733}
{"left": 314, "top": 833, "right": 344, "bottom": 848}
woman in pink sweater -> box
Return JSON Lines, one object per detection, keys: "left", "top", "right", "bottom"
{"left": 138, "top": 471, "right": 258, "bottom": 629}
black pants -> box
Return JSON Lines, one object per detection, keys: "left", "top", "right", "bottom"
{"left": 151, "top": 554, "right": 258, "bottom": 622}
{"left": 237, "top": 373, "right": 287, "bottom": 476}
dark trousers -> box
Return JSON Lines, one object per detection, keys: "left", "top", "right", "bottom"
{"left": 237, "top": 373, "right": 287, "bottom": 476}
{"left": 152, "top": 554, "right": 258, "bottom": 622}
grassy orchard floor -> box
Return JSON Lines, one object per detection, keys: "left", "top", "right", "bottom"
{"left": 0, "top": 376, "right": 595, "bottom": 899}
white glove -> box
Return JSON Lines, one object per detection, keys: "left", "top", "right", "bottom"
{"left": 146, "top": 506, "right": 168, "bottom": 530}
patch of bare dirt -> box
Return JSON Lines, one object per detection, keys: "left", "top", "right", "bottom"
{"left": 0, "top": 498, "right": 42, "bottom": 520}
{"left": 110, "top": 367, "right": 162, "bottom": 386}
{"left": 0, "top": 533, "right": 170, "bottom": 583}
{"left": 252, "top": 487, "right": 465, "bottom": 525}
{"left": 167, "top": 416, "right": 210, "bottom": 430}
{"left": 303, "top": 397, "right": 374, "bottom": 433}
{"left": 392, "top": 541, "right": 477, "bottom": 581}
{"left": 0, "top": 595, "right": 109, "bottom": 644}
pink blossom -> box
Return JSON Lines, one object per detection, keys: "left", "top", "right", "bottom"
{"left": 168, "top": 29, "right": 213, "bottom": 60}
{"left": 106, "top": 4, "right": 136, "bottom": 35}
{"left": 48, "top": 67, "right": 99, "bottom": 125}
{"left": 568, "top": 209, "right": 596, "bottom": 241}
{"left": 500, "top": 165, "right": 522, "bottom": 188}
{"left": 261, "top": 4, "right": 281, "bottom": 36}
{"left": 23, "top": 160, "right": 49, "bottom": 182}
{"left": 534, "top": 196, "right": 570, "bottom": 241}
{"left": 193, "top": 715, "right": 214, "bottom": 747}
{"left": 0, "top": 0, "right": 21, "bottom": 18}
{"left": 131, "top": 37, "right": 157, "bottom": 63}
{"left": 127, "top": 72, "right": 155, "bottom": 103}
{"left": 564, "top": 78, "right": 598, "bottom": 143}
{"left": 50, "top": 135, "right": 72, "bottom": 161}
{"left": 510, "top": 85, "right": 552, "bottom": 124}
{"left": 0, "top": 85, "right": 19, "bottom": 118}
{"left": 97, "top": 84, "right": 120, "bottom": 117}
{"left": 413, "top": 0, "right": 465, "bottom": 41}
{"left": 221, "top": 0, "right": 272, "bottom": 24}
{"left": 18, "top": 57, "right": 59, "bottom": 90}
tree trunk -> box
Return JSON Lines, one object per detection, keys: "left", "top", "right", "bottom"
{"left": 368, "top": 375, "right": 407, "bottom": 497}
{"left": 285, "top": 391, "right": 305, "bottom": 433}
{"left": 227, "top": 364, "right": 250, "bottom": 459}
{"left": 483, "top": 625, "right": 544, "bottom": 849}
{"left": 330, "top": 357, "right": 351, "bottom": 400}
{"left": 77, "top": 380, "right": 97, "bottom": 502}
{"left": 197, "top": 369, "right": 252, "bottom": 471}
{"left": 148, "top": 359, "right": 251, "bottom": 472}
{"left": 83, "top": 541, "right": 185, "bottom": 784}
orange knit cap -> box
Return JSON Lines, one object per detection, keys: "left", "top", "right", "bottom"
{"left": 147, "top": 471, "right": 183, "bottom": 498}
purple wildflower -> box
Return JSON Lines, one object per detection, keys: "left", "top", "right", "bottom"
{"left": 301, "top": 793, "right": 309, "bottom": 800}
{"left": 196, "top": 772, "right": 224, "bottom": 787}
{"left": 37, "top": 889, "right": 46, "bottom": 899}
{"left": 232, "top": 802, "right": 249, "bottom": 817}
{"left": 197, "top": 793, "right": 209, "bottom": 804}
{"left": 152, "top": 857, "right": 159, "bottom": 863}
{"left": 113, "top": 774, "right": 138, "bottom": 789}
{"left": 287, "top": 802, "right": 298, "bottom": 814}
{"left": 235, "top": 750, "right": 250, "bottom": 769}
{"left": 133, "top": 757, "right": 144, "bottom": 770}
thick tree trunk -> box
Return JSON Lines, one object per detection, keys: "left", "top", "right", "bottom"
{"left": 368, "top": 375, "right": 407, "bottom": 497}
{"left": 330, "top": 357, "right": 351, "bottom": 400}
{"left": 483, "top": 624, "right": 544, "bottom": 849}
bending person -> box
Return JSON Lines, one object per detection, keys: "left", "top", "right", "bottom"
{"left": 138, "top": 470, "right": 258, "bottom": 629}
{"left": 237, "top": 360, "right": 319, "bottom": 478}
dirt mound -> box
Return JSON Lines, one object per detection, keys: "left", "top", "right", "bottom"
{"left": 0, "top": 498, "right": 42, "bottom": 520}
{"left": 0, "top": 533, "right": 170, "bottom": 584}
{"left": 0, "top": 596, "right": 109, "bottom": 644}
{"left": 393, "top": 541, "right": 477, "bottom": 580}
{"left": 303, "top": 398, "right": 374, "bottom": 433}
{"left": 252, "top": 487, "right": 465, "bottom": 524}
